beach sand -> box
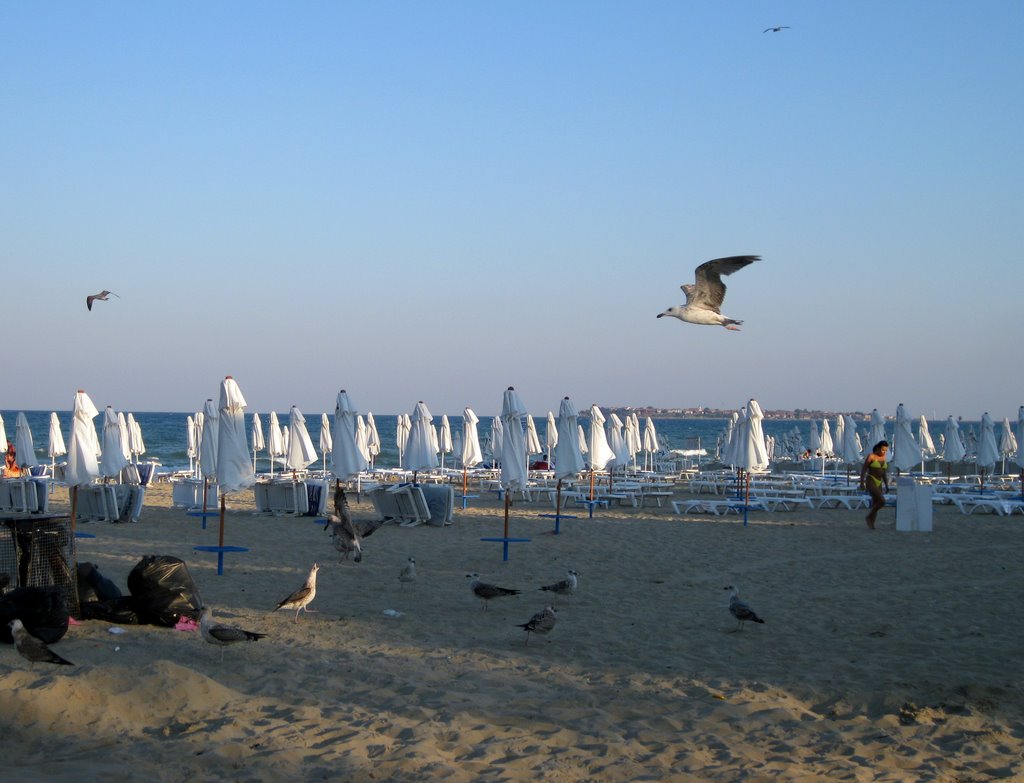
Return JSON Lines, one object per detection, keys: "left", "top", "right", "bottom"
{"left": 1, "top": 481, "right": 1022, "bottom": 782}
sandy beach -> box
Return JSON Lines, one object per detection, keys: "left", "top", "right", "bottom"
{"left": 1, "top": 480, "right": 1022, "bottom": 782}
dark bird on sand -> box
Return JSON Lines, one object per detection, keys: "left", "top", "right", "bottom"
{"left": 86, "top": 290, "right": 119, "bottom": 310}
{"left": 398, "top": 557, "right": 417, "bottom": 587}
{"left": 272, "top": 563, "right": 319, "bottom": 622}
{"left": 657, "top": 255, "right": 759, "bottom": 330}
{"left": 517, "top": 605, "right": 557, "bottom": 645}
{"left": 200, "top": 607, "right": 266, "bottom": 660}
{"left": 724, "top": 585, "right": 766, "bottom": 631}
{"left": 466, "top": 573, "right": 521, "bottom": 609}
{"left": 540, "top": 570, "right": 578, "bottom": 595}
{"left": 8, "top": 619, "right": 74, "bottom": 666}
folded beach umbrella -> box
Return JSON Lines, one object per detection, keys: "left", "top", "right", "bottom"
{"left": 355, "top": 416, "right": 371, "bottom": 463}
{"left": 116, "top": 411, "right": 131, "bottom": 462}
{"left": 577, "top": 424, "right": 588, "bottom": 457}
{"left": 586, "top": 405, "right": 614, "bottom": 471}
{"left": 890, "top": 403, "right": 920, "bottom": 473}
{"left": 250, "top": 412, "right": 265, "bottom": 472}
{"left": 396, "top": 413, "right": 412, "bottom": 468}
{"left": 553, "top": 397, "right": 586, "bottom": 481}
{"left": 438, "top": 414, "right": 453, "bottom": 472}
{"left": 285, "top": 405, "right": 318, "bottom": 471}
{"left": 217, "top": 376, "right": 257, "bottom": 494}
{"left": 625, "top": 413, "right": 642, "bottom": 468}
{"left": 319, "top": 413, "right": 333, "bottom": 473}
{"left": 999, "top": 417, "right": 1016, "bottom": 461}
{"left": 489, "top": 416, "right": 504, "bottom": 467}
{"left": 405, "top": 401, "right": 438, "bottom": 478}
{"left": 365, "top": 412, "right": 381, "bottom": 467}
{"left": 942, "top": 416, "right": 966, "bottom": 463}
{"left": 0, "top": 414, "right": 6, "bottom": 458}
{"left": 838, "top": 415, "right": 862, "bottom": 464}
{"left": 14, "top": 412, "right": 38, "bottom": 470}
{"left": 199, "top": 399, "right": 219, "bottom": 480}
{"left": 127, "top": 413, "right": 145, "bottom": 462}
{"left": 976, "top": 413, "right": 999, "bottom": 473}
{"left": 819, "top": 419, "right": 834, "bottom": 459}
{"left": 738, "top": 399, "right": 770, "bottom": 472}
{"left": 331, "top": 390, "right": 368, "bottom": 480}
{"left": 642, "top": 416, "right": 659, "bottom": 471}
{"left": 918, "top": 416, "right": 937, "bottom": 460}
{"left": 866, "top": 409, "right": 887, "bottom": 454}
{"left": 1016, "top": 406, "right": 1024, "bottom": 470}
{"left": 66, "top": 390, "right": 101, "bottom": 487}
{"left": 545, "top": 411, "right": 558, "bottom": 460}
{"left": 461, "top": 407, "right": 483, "bottom": 469}
{"left": 48, "top": 411, "right": 66, "bottom": 470}
{"left": 524, "top": 414, "right": 542, "bottom": 458}
{"left": 267, "top": 411, "right": 285, "bottom": 476}
{"left": 500, "top": 387, "right": 528, "bottom": 491}
{"left": 606, "top": 413, "right": 629, "bottom": 470}
{"left": 99, "top": 406, "right": 129, "bottom": 478}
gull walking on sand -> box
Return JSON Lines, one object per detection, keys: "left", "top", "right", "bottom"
{"left": 86, "top": 290, "right": 119, "bottom": 310}
{"left": 272, "top": 563, "right": 319, "bottom": 622}
{"left": 517, "top": 605, "right": 557, "bottom": 645}
{"left": 8, "top": 619, "right": 74, "bottom": 666}
{"left": 540, "top": 570, "right": 578, "bottom": 596}
{"left": 200, "top": 607, "right": 266, "bottom": 660}
{"left": 657, "top": 255, "right": 759, "bottom": 330}
{"left": 466, "top": 573, "right": 521, "bottom": 609}
{"left": 724, "top": 586, "right": 765, "bottom": 631}
{"left": 398, "top": 557, "right": 417, "bottom": 587}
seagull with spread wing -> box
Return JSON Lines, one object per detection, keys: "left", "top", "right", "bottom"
{"left": 86, "top": 290, "right": 119, "bottom": 310}
{"left": 657, "top": 255, "right": 759, "bottom": 330}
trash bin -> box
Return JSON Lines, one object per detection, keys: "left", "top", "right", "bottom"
{"left": 896, "top": 478, "right": 933, "bottom": 532}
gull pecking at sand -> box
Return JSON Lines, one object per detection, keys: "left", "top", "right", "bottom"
{"left": 466, "top": 573, "right": 521, "bottom": 610}
{"left": 657, "top": 255, "right": 759, "bottom": 330}
{"left": 86, "top": 290, "right": 119, "bottom": 310}
{"left": 398, "top": 557, "right": 417, "bottom": 587}
{"left": 200, "top": 607, "right": 266, "bottom": 660}
{"left": 8, "top": 619, "right": 74, "bottom": 666}
{"left": 540, "top": 570, "right": 578, "bottom": 596}
{"left": 517, "top": 605, "right": 558, "bottom": 645}
{"left": 724, "top": 585, "right": 766, "bottom": 631}
{"left": 272, "top": 563, "right": 319, "bottom": 622}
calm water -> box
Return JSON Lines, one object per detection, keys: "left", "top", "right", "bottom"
{"left": 1, "top": 409, "right": 981, "bottom": 474}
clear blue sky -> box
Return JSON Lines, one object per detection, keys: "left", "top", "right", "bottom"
{"left": 2, "top": 2, "right": 1021, "bottom": 420}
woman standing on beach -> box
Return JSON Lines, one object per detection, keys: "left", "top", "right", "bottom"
{"left": 859, "top": 440, "right": 890, "bottom": 529}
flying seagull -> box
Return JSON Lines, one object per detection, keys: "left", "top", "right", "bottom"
{"left": 724, "top": 585, "right": 766, "bottom": 631}
{"left": 763, "top": 26, "right": 790, "bottom": 33}
{"left": 517, "top": 605, "right": 557, "bottom": 645}
{"left": 86, "top": 290, "right": 119, "bottom": 310}
{"left": 657, "top": 255, "right": 759, "bottom": 330}
{"left": 540, "top": 569, "right": 578, "bottom": 596}
{"left": 466, "top": 573, "right": 521, "bottom": 610}
{"left": 200, "top": 607, "right": 266, "bottom": 660}
{"left": 8, "top": 619, "right": 74, "bottom": 666}
{"left": 272, "top": 563, "right": 319, "bottom": 622}
{"left": 398, "top": 557, "right": 417, "bottom": 587}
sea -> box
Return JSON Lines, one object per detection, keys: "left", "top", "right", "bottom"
{"left": 1, "top": 410, "right": 981, "bottom": 474}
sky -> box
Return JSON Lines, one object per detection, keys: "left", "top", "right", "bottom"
{"left": 2, "top": 2, "right": 1022, "bottom": 420}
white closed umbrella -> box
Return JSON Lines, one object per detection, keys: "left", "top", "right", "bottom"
{"left": 186, "top": 414, "right": 199, "bottom": 476}
{"left": 866, "top": 409, "right": 887, "bottom": 455}
{"left": 820, "top": 419, "right": 834, "bottom": 459}
{"left": 500, "top": 388, "right": 528, "bottom": 492}
{"left": 577, "top": 424, "right": 588, "bottom": 458}
{"left": 891, "top": 403, "right": 920, "bottom": 473}
{"left": 587, "top": 405, "right": 615, "bottom": 472}
{"left": 48, "top": 411, "right": 66, "bottom": 478}
{"left": 405, "top": 402, "right": 438, "bottom": 481}
{"left": 331, "top": 390, "right": 368, "bottom": 481}
{"left": 100, "top": 406, "right": 129, "bottom": 478}
{"left": 126, "top": 413, "right": 145, "bottom": 463}
{"left": 396, "top": 413, "right": 412, "bottom": 468}
{"left": 999, "top": 417, "right": 1017, "bottom": 474}
{"left": 976, "top": 412, "right": 1000, "bottom": 490}
{"left": 807, "top": 419, "right": 821, "bottom": 456}
{"left": 918, "top": 416, "right": 937, "bottom": 462}
{"left": 525, "top": 414, "right": 542, "bottom": 461}
{"left": 438, "top": 414, "right": 453, "bottom": 474}
{"left": 1015, "top": 406, "right": 1024, "bottom": 470}
{"left": 642, "top": 417, "right": 659, "bottom": 471}
{"left": 267, "top": 411, "right": 285, "bottom": 477}
{"left": 14, "top": 412, "right": 38, "bottom": 471}
{"left": 285, "top": 406, "right": 318, "bottom": 472}
{"left": 116, "top": 412, "right": 131, "bottom": 463}
{"left": 625, "top": 413, "right": 642, "bottom": 470}
{"left": 319, "top": 413, "right": 333, "bottom": 474}
{"left": 355, "top": 416, "right": 371, "bottom": 463}
{"left": 731, "top": 399, "right": 769, "bottom": 525}
{"left": 0, "top": 415, "right": 6, "bottom": 462}
{"left": 66, "top": 390, "right": 101, "bottom": 529}
{"left": 838, "top": 415, "right": 862, "bottom": 465}
{"left": 489, "top": 416, "right": 504, "bottom": 469}
{"left": 459, "top": 406, "right": 483, "bottom": 504}
{"left": 554, "top": 397, "right": 586, "bottom": 482}
{"left": 606, "top": 413, "right": 629, "bottom": 474}
{"left": 217, "top": 377, "right": 256, "bottom": 495}
{"left": 199, "top": 399, "right": 219, "bottom": 480}
{"left": 366, "top": 412, "right": 381, "bottom": 469}
{"left": 251, "top": 412, "right": 265, "bottom": 473}
{"left": 545, "top": 411, "right": 558, "bottom": 466}
{"left": 942, "top": 416, "right": 966, "bottom": 465}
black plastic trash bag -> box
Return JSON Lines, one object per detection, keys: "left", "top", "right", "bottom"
{"left": 127, "top": 555, "right": 203, "bottom": 627}
{"left": 77, "top": 562, "right": 124, "bottom": 604}
{"left": 79, "top": 596, "right": 140, "bottom": 625}
{"left": 0, "top": 586, "right": 70, "bottom": 644}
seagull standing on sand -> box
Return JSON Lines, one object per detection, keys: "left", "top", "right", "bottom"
{"left": 85, "top": 290, "right": 119, "bottom": 310}
{"left": 466, "top": 573, "right": 521, "bottom": 610}
{"left": 272, "top": 563, "right": 319, "bottom": 622}
{"left": 517, "top": 605, "right": 557, "bottom": 645}
{"left": 398, "top": 557, "right": 417, "bottom": 587}
{"left": 8, "top": 619, "right": 74, "bottom": 666}
{"left": 657, "top": 255, "right": 759, "bottom": 330}
{"left": 724, "top": 585, "right": 766, "bottom": 631}
{"left": 200, "top": 607, "right": 266, "bottom": 660}
{"left": 540, "top": 570, "right": 578, "bottom": 596}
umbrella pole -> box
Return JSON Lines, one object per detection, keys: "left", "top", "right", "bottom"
{"left": 219, "top": 494, "right": 226, "bottom": 548}
{"left": 589, "top": 469, "right": 595, "bottom": 501}
{"left": 743, "top": 469, "right": 751, "bottom": 527}
{"left": 555, "top": 479, "right": 562, "bottom": 532}
{"left": 70, "top": 485, "right": 78, "bottom": 533}
{"left": 503, "top": 490, "right": 511, "bottom": 561}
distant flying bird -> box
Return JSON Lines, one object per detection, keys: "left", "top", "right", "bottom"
{"left": 517, "top": 605, "right": 557, "bottom": 645}
{"left": 8, "top": 619, "right": 74, "bottom": 666}
{"left": 398, "top": 557, "right": 417, "bottom": 587}
{"left": 466, "top": 573, "right": 521, "bottom": 609}
{"left": 763, "top": 26, "right": 790, "bottom": 33}
{"left": 200, "top": 607, "right": 266, "bottom": 660}
{"left": 86, "top": 290, "right": 119, "bottom": 310}
{"left": 657, "top": 255, "right": 759, "bottom": 330}
{"left": 540, "top": 570, "right": 579, "bottom": 596}
{"left": 724, "top": 585, "right": 766, "bottom": 631}
{"left": 272, "top": 563, "right": 319, "bottom": 622}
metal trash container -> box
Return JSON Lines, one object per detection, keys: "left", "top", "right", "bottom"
{"left": 896, "top": 478, "right": 933, "bottom": 532}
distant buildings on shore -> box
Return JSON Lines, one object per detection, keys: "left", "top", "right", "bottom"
{"left": 608, "top": 406, "right": 875, "bottom": 421}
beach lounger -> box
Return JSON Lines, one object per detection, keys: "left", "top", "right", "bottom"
{"left": 812, "top": 495, "right": 869, "bottom": 510}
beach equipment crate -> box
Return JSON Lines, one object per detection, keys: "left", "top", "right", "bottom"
{"left": 0, "top": 514, "right": 79, "bottom": 618}
{"left": 896, "top": 479, "right": 933, "bottom": 532}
